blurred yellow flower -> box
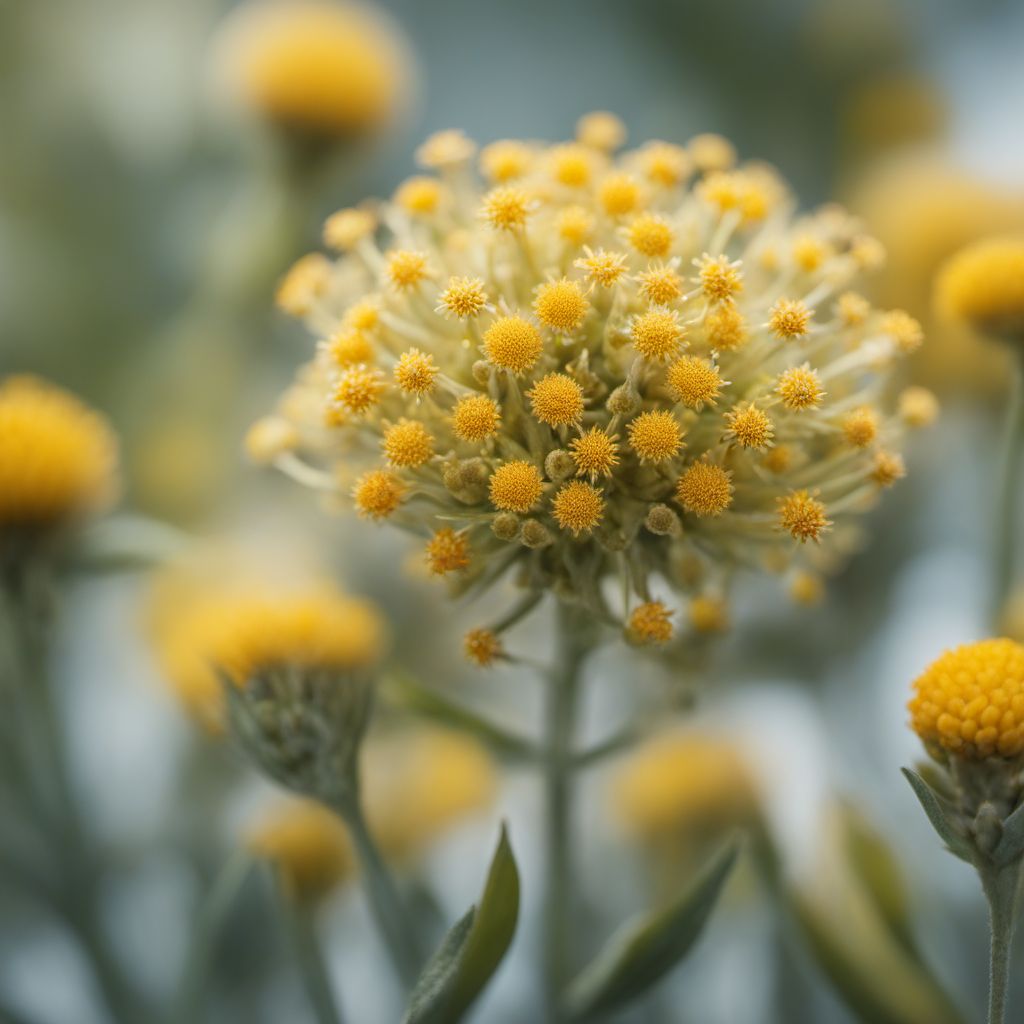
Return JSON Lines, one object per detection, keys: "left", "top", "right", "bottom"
{"left": 935, "top": 237, "right": 1024, "bottom": 341}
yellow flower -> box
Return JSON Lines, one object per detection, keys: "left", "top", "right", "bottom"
{"left": 483, "top": 316, "right": 543, "bottom": 373}
{"left": 534, "top": 278, "right": 589, "bottom": 333}
{"left": 898, "top": 386, "right": 939, "bottom": 429}
{"left": 452, "top": 394, "right": 501, "bottom": 442}
{"left": 0, "top": 376, "right": 118, "bottom": 529}
{"left": 438, "top": 277, "right": 489, "bottom": 319}
{"left": 769, "top": 298, "right": 813, "bottom": 340}
{"left": 489, "top": 461, "right": 543, "bottom": 513}
{"left": 480, "top": 140, "right": 533, "bottom": 182}
{"left": 576, "top": 111, "right": 626, "bottom": 152}
{"left": 666, "top": 356, "right": 724, "bottom": 410}
{"left": 690, "top": 595, "right": 729, "bottom": 633}
{"left": 332, "top": 366, "right": 384, "bottom": 415}
{"left": 778, "top": 490, "right": 830, "bottom": 542}
{"left": 382, "top": 419, "right": 434, "bottom": 467}
{"left": 776, "top": 364, "right": 824, "bottom": 410}
{"left": 627, "top": 601, "right": 674, "bottom": 645}
{"left": 353, "top": 469, "right": 404, "bottom": 519}
{"left": 213, "top": 0, "right": 410, "bottom": 139}
{"left": 276, "top": 254, "right": 332, "bottom": 317}
{"left": 394, "top": 176, "right": 443, "bottom": 216}
{"left": 570, "top": 428, "right": 619, "bottom": 480}
{"left": 936, "top": 237, "right": 1024, "bottom": 340}
{"left": 394, "top": 349, "right": 439, "bottom": 395}
{"left": 631, "top": 308, "right": 686, "bottom": 361}
{"left": 323, "top": 208, "right": 376, "bottom": 251}
{"left": 841, "top": 406, "right": 878, "bottom": 449}
{"left": 386, "top": 249, "right": 429, "bottom": 290}
{"left": 695, "top": 254, "right": 743, "bottom": 301}
{"left": 676, "top": 460, "right": 733, "bottom": 517}
{"left": 627, "top": 411, "right": 684, "bottom": 462}
{"left": 627, "top": 214, "right": 674, "bottom": 258}
{"left": 552, "top": 481, "right": 605, "bottom": 536}
{"left": 528, "top": 373, "right": 584, "bottom": 427}
{"left": 245, "top": 415, "right": 298, "bottom": 465}
{"left": 481, "top": 186, "right": 532, "bottom": 230}
{"left": 724, "top": 403, "right": 774, "bottom": 450}
{"left": 463, "top": 628, "right": 503, "bottom": 667}
{"left": 909, "top": 639, "right": 1024, "bottom": 758}
{"left": 637, "top": 266, "right": 684, "bottom": 305}
{"left": 425, "top": 529, "right": 470, "bottom": 575}
{"left": 575, "top": 249, "right": 629, "bottom": 288}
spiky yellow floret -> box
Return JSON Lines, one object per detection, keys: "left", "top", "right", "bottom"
{"left": 552, "top": 480, "right": 604, "bottom": 535}
{"left": 426, "top": 528, "right": 470, "bottom": 575}
{"left": 637, "top": 141, "right": 691, "bottom": 187}
{"left": 483, "top": 316, "right": 543, "bottom": 373}
{"left": 841, "top": 406, "right": 878, "bottom": 448}
{"left": 899, "top": 386, "right": 939, "bottom": 428}
{"left": 416, "top": 129, "right": 475, "bottom": 169}
{"left": 534, "top": 278, "right": 589, "bottom": 333}
{"left": 792, "top": 236, "right": 828, "bottom": 272}
{"left": 871, "top": 450, "right": 906, "bottom": 487}
{"left": 0, "top": 376, "right": 118, "bottom": 527}
{"left": 323, "top": 208, "right": 376, "bottom": 251}
{"left": 667, "top": 356, "right": 723, "bottom": 409}
{"left": 382, "top": 419, "right": 433, "bottom": 467}
{"left": 555, "top": 205, "right": 594, "bottom": 245}
{"left": 936, "top": 238, "right": 1024, "bottom": 338}
{"left": 598, "top": 173, "right": 640, "bottom": 216}
{"left": 452, "top": 394, "right": 501, "bottom": 442}
{"left": 690, "top": 595, "right": 729, "bottom": 633}
{"left": 776, "top": 364, "right": 824, "bottom": 410}
{"left": 725, "top": 403, "right": 773, "bottom": 449}
{"left": 570, "top": 428, "right": 619, "bottom": 479}
{"left": 394, "top": 348, "right": 438, "bottom": 395}
{"left": 627, "top": 411, "right": 684, "bottom": 462}
{"left": 778, "top": 490, "right": 830, "bottom": 542}
{"left": 705, "top": 300, "right": 748, "bottom": 350}
{"left": 489, "top": 461, "right": 543, "bottom": 512}
{"left": 332, "top": 366, "right": 384, "bottom": 415}
{"left": 627, "top": 213, "right": 673, "bottom": 258}
{"left": 353, "top": 468, "right": 404, "bottom": 519}
{"left": 627, "top": 601, "right": 673, "bottom": 645}
{"left": 909, "top": 638, "right": 1024, "bottom": 758}
{"left": 464, "top": 628, "right": 502, "bottom": 667}
{"left": 576, "top": 111, "right": 626, "bottom": 152}
{"left": 637, "top": 266, "right": 683, "bottom": 305}
{"left": 528, "top": 373, "right": 584, "bottom": 427}
{"left": 480, "top": 139, "right": 533, "bottom": 182}
{"left": 881, "top": 309, "right": 924, "bottom": 353}
{"left": 631, "top": 308, "right": 685, "bottom": 361}
{"left": 343, "top": 296, "right": 380, "bottom": 332}
{"left": 481, "top": 186, "right": 531, "bottom": 230}
{"left": 386, "top": 249, "right": 429, "bottom": 290}
{"left": 769, "top": 298, "right": 813, "bottom": 339}
{"left": 395, "top": 176, "right": 442, "bottom": 215}
{"left": 836, "top": 291, "right": 871, "bottom": 327}
{"left": 696, "top": 254, "right": 743, "bottom": 301}
{"left": 689, "top": 133, "right": 736, "bottom": 172}
{"left": 276, "top": 253, "right": 331, "bottom": 316}
{"left": 326, "top": 327, "right": 373, "bottom": 366}
{"left": 550, "top": 143, "right": 597, "bottom": 187}
{"left": 789, "top": 570, "right": 824, "bottom": 606}
{"left": 676, "top": 460, "right": 733, "bottom": 516}
{"left": 575, "top": 249, "right": 628, "bottom": 288}
{"left": 439, "top": 276, "right": 488, "bottom": 319}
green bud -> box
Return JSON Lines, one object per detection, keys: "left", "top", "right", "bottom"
{"left": 545, "top": 449, "right": 575, "bottom": 483}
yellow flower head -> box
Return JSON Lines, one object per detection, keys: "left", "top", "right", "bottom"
{"left": 332, "top": 366, "right": 384, "bottom": 415}
{"left": 576, "top": 249, "right": 629, "bottom": 288}
{"left": 676, "top": 460, "right": 733, "bottom": 517}
{"left": 776, "top": 364, "right": 824, "bottom": 410}
{"left": 881, "top": 309, "right": 924, "bottom": 354}
{"left": 481, "top": 186, "right": 532, "bottom": 230}
{"left": 570, "top": 428, "right": 619, "bottom": 480}
{"left": 426, "top": 529, "right": 470, "bottom": 575}
{"left": 528, "top": 373, "right": 584, "bottom": 427}
{"left": 576, "top": 111, "right": 626, "bottom": 152}
{"left": 438, "top": 277, "right": 488, "bottom": 319}
{"left": 323, "top": 208, "right": 377, "bottom": 251}
{"left": 386, "top": 249, "right": 429, "bottom": 290}
{"left": 871, "top": 450, "right": 906, "bottom": 488}
{"left": 725, "top": 402, "right": 774, "bottom": 449}
{"left": 778, "top": 490, "right": 830, "bottom": 542}
{"left": 627, "top": 214, "right": 674, "bottom": 258}
{"left": 936, "top": 237, "right": 1024, "bottom": 339}
{"left": 394, "top": 349, "right": 438, "bottom": 395}
{"left": 0, "top": 376, "right": 118, "bottom": 529}
{"left": 598, "top": 173, "right": 641, "bottom": 217}
{"left": 627, "top": 411, "right": 684, "bottom": 462}
{"left": 637, "top": 266, "right": 684, "bottom": 305}
{"left": 464, "top": 627, "right": 503, "bottom": 667}
{"left": 635, "top": 141, "right": 691, "bottom": 188}
{"left": 705, "top": 300, "right": 748, "bottom": 350}
{"left": 480, "top": 140, "right": 533, "bottom": 182}
{"left": 899, "top": 386, "right": 939, "bottom": 429}
{"left": 452, "top": 394, "right": 501, "bottom": 442}
{"left": 769, "top": 298, "right": 813, "bottom": 340}
{"left": 276, "top": 253, "right": 331, "bottom": 317}
{"left": 631, "top": 308, "right": 686, "bottom": 361}
{"left": 556, "top": 205, "right": 595, "bottom": 245}
{"left": 353, "top": 468, "right": 404, "bottom": 519}
{"left": 667, "top": 356, "right": 724, "bottom": 410}
{"left": 550, "top": 143, "right": 598, "bottom": 188}
{"left": 534, "top": 278, "right": 589, "bottom": 333}
{"left": 909, "top": 639, "right": 1024, "bottom": 758}
{"left": 690, "top": 595, "right": 729, "bottom": 633}
{"left": 395, "top": 176, "right": 443, "bottom": 216}
{"left": 483, "top": 316, "right": 543, "bottom": 373}
{"left": 552, "top": 480, "right": 605, "bottom": 536}
{"left": 382, "top": 419, "right": 434, "bottom": 467}
{"left": 489, "top": 461, "right": 543, "bottom": 512}
{"left": 842, "top": 406, "right": 878, "bottom": 448}
{"left": 627, "top": 601, "right": 674, "bottom": 645}
{"left": 696, "top": 254, "right": 743, "bottom": 301}
{"left": 326, "top": 327, "right": 373, "bottom": 367}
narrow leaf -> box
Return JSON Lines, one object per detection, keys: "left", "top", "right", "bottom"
{"left": 901, "top": 768, "right": 972, "bottom": 863}
{"left": 564, "top": 839, "right": 738, "bottom": 1020}
{"left": 994, "top": 801, "right": 1024, "bottom": 866}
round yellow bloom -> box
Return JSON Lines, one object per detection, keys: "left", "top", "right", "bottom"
{"left": 326, "top": 327, "right": 373, "bottom": 367}
{"left": 631, "top": 308, "right": 685, "bottom": 361}
{"left": 394, "top": 349, "right": 438, "bottom": 395}
{"left": 416, "top": 130, "right": 476, "bottom": 169}
{"left": 214, "top": 0, "right": 409, "bottom": 139}
{"left": 324, "top": 208, "right": 376, "bottom": 251}
{"left": 690, "top": 595, "right": 729, "bottom": 633}
{"left": 899, "top": 386, "right": 939, "bottom": 428}
{"left": 777, "top": 365, "right": 824, "bottom": 410}
{"left": 332, "top": 366, "right": 383, "bottom": 415}
{"left": 552, "top": 481, "right": 604, "bottom": 535}
{"left": 483, "top": 316, "right": 543, "bottom": 373}
{"left": 245, "top": 415, "right": 298, "bottom": 465}
{"left": 0, "top": 376, "right": 118, "bottom": 528}
{"left": 576, "top": 111, "right": 626, "bottom": 152}
{"left": 386, "top": 249, "right": 429, "bottom": 290}
{"left": 481, "top": 186, "right": 532, "bottom": 230}
{"left": 881, "top": 309, "right": 924, "bottom": 354}
{"left": 570, "top": 429, "right": 619, "bottom": 479}
{"left": 528, "top": 374, "right": 584, "bottom": 427}
{"left": 276, "top": 253, "right": 331, "bottom": 317}
{"left": 636, "top": 142, "right": 691, "bottom": 188}
{"left": 627, "top": 214, "right": 673, "bottom": 258}
{"left": 769, "top": 298, "right": 813, "bottom": 340}
{"left": 725, "top": 403, "right": 773, "bottom": 449}
{"left": 789, "top": 570, "right": 824, "bottom": 606}
{"left": 871, "top": 450, "right": 906, "bottom": 488}
{"left": 909, "top": 639, "right": 1024, "bottom": 758}
{"left": 778, "top": 490, "right": 830, "bottom": 542}
{"left": 382, "top": 419, "right": 433, "bottom": 467}
{"left": 627, "top": 411, "right": 684, "bottom": 462}
{"left": 637, "top": 266, "right": 683, "bottom": 305}
{"left": 480, "top": 140, "right": 533, "bottom": 182}
{"left": 666, "top": 356, "right": 723, "bottom": 409}
{"left": 696, "top": 254, "right": 743, "bottom": 301}
{"left": 489, "top": 461, "right": 543, "bottom": 512}
{"left": 676, "top": 461, "right": 733, "bottom": 517}
{"left": 426, "top": 529, "right": 470, "bottom": 575}
{"left": 689, "top": 133, "right": 736, "bottom": 172}
{"left": 439, "top": 277, "right": 488, "bottom": 319}
{"left": 842, "top": 406, "right": 878, "bottom": 448}
{"left": 627, "top": 601, "right": 674, "bottom": 645}
{"left": 452, "top": 394, "right": 501, "bottom": 442}
{"left": 705, "top": 301, "right": 748, "bottom": 349}
{"left": 464, "top": 628, "right": 502, "bottom": 667}
{"left": 534, "top": 278, "right": 589, "bottom": 333}
{"left": 550, "top": 144, "right": 597, "bottom": 188}
{"left": 936, "top": 238, "right": 1024, "bottom": 339}
{"left": 836, "top": 291, "right": 871, "bottom": 327}
{"left": 394, "top": 176, "right": 442, "bottom": 215}
{"left": 353, "top": 468, "right": 404, "bottom": 519}
{"left": 576, "top": 249, "right": 629, "bottom": 288}
{"left": 555, "top": 205, "right": 594, "bottom": 245}
{"left": 598, "top": 173, "right": 641, "bottom": 216}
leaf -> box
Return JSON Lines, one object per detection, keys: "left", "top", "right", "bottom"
{"left": 402, "top": 825, "right": 520, "bottom": 1024}
{"left": 564, "top": 839, "right": 738, "bottom": 1020}
{"left": 994, "top": 801, "right": 1024, "bottom": 866}
{"left": 900, "top": 768, "right": 973, "bottom": 863}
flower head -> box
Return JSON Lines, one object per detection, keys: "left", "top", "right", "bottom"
{"left": 936, "top": 237, "right": 1024, "bottom": 340}
{"left": 552, "top": 480, "right": 605, "bottom": 536}
{"left": 627, "top": 601, "right": 674, "bottom": 645}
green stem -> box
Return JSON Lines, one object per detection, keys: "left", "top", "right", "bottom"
{"left": 542, "top": 602, "right": 589, "bottom": 1024}
{"left": 341, "top": 799, "right": 422, "bottom": 987}
{"left": 283, "top": 897, "right": 346, "bottom": 1024}
{"left": 992, "top": 353, "right": 1024, "bottom": 626}
{"left": 981, "top": 865, "right": 1020, "bottom": 1024}
{"left": 171, "top": 851, "right": 253, "bottom": 1024}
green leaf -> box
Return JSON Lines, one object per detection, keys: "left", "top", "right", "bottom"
{"left": 994, "top": 801, "right": 1024, "bottom": 866}
{"left": 402, "top": 825, "right": 520, "bottom": 1024}
{"left": 900, "top": 768, "right": 972, "bottom": 863}
{"left": 564, "top": 839, "right": 738, "bottom": 1020}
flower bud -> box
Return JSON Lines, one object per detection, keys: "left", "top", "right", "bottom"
{"left": 607, "top": 381, "right": 640, "bottom": 416}
{"left": 544, "top": 449, "right": 575, "bottom": 483}
{"left": 491, "top": 511, "right": 520, "bottom": 541}
{"left": 520, "top": 519, "right": 553, "bottom": 549}
{"left": 645, "top": 503, "right": 681, "bottom": 537}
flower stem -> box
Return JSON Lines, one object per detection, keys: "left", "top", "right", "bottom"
{"left": 542, "top": 601, "right": 590, "bottom": 1023}
{"left": 283, "top": 897, "right": 346, "bottom": 1024}
{"left": 981, "top": 864, "right": 1020, "bottom": 1024}
{"left": 992, "top": 353, "right": 1024, "bottom": 626}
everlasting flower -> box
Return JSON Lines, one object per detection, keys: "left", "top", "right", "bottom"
{"left": 936, "top": 237, "right": 1024, "bottom": 341}
{"left": 627, "top": 601, "right": 674, "bottom": 645}
{"left": 260, "top": 125, "right": 917, "bottom": 646}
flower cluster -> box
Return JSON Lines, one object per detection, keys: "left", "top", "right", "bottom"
{"left": 258, "top": 118, "right": 926, "bottom": 653}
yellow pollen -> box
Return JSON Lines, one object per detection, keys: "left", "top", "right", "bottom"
{"left": 776, "top": 364, "right": 824, "bottom": 410}
{"left": 598, "top": 173, "right": 641, "bottom": 216}
{"left": 452, "top": 394, "right": 501, "bottom": 442}
{"left": 696, "top": 254, "right": 743, "bottom": 301}
{"left": 575, "top": 249, "right": 628, "bottom": 288}
{"left": 627, "top": 411, "right": 684, "bottom": 462}
{"left": 332, "top": 366, "right": 384, "bottom": 415}
{"left": 550, "top": 144, "right": 596, "bottom": 187}
{"left": 489, "top": 461, "right": 543, "bottom": 512}
{"left": 836, "top": 291, "right": 871, "bottom": 326}
{"left": 936, "top": 237, "right": 1024, "bottom": 338}
{"left": 439, "top": 276, "right": 488, "bottom": 318}
{"left": 353, "top": 468, "right": 404, "bottom": 519}
{"left": 394, "top": 349, "right": 438, "bottom": 395}
{"left": 464, "top": 628, "right": 502, "bottom": 667}
{"left": 842, "top": 406, "right": 878, "bottom": 448}
{"left": 638, "top": 142, "right": 691, "bottom": 187}
{"left": 276, "top": 253, "right": 331, "bottom": 317}
{"left": 792, "top": 236, "right": 829, "bottom": 272}
{"left": 570, "top": 428, "right": 620, "bottom": 479}
{"left": 416, "top": 129, "right": 476, "bottom": 169}
{"left": 483, "top": 316, "right": 543, "bottom": 373}
{"left": 627, "top": 214, "right": 674, "bottom": 258}
{"left": 481, "top": 186, "right": 532, "bottom": 230}
{"left": 637, "top": 266, "right": 683, "bottom": 305}
{"left": 631, "top": 308, "right": 685, "bottom": 361}
{"left": 778, "top": 490, "right": 830, "bottom": 542}
{"left": 394, "top": 176, "right": 443, "bottom": 215}
{"left": 881, "top": 309, "right": 924, "bottom": 353}
{"left": 666, "top": 356, "right": 724, "bottom": 409}
{"left": 323, "top": 208, "right": 376, "bottom": 251}
{"left": 343, "top": 297, "right": 381, "bottom": 332}
{"left": 705, "top": 301, "right": 748, "bottom": 350}
{"left": 871, "top": 450, "right": 906, "bottom": 487}
{"left": 325, "top": 328, "right": 374, "bottom": 367}
{"left": 556, "top": 205, "right": 594, "bottom": 245}
{"left": 675, "top": 460, "right": 733, "bottom": 517}
{"left": 528, "top": 373, "right": 585, "bottom": 427}
{"left": 382, "top": 419, "right": 434, "bottom": 467}
{"left": 725, "top": 403, "right": 774, "bottom": 449}
{"left": 690, "top": 595, "right": 730, "bottom": 633}
{"left": 769, "top": 298, "right": 813, "bottom": 340}
{"left": 627, "top": 601, "right": 674, "bottom": 645}
{"left": 386, "top": 249, "right": 429, "bottom": 290}
{"left": 534, "top": 278, "right": 589, "bottom": 332}
{"left": 552, "top": 480, "right": 605, "bottom": 535}
{"left": 689, "top": 133, "right": 736, "bottom": 172}
{"left": 426, "top": 528, "right": 470, "bottom": 575}
{"left": 480, "top": 139, "right": 533, "bottom": 182}
{"left": 576, "top": 111, "right": 626, "bottom": 152}
{"left": 899, "top": 386, "right": 939, "bottom": 428}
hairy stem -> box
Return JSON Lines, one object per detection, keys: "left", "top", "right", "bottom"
{"left": 284, "top": 897, "right": 346, "bottom": 1024}
{"left": 981, "top": 864, "right": 1020, "bottom": 1024}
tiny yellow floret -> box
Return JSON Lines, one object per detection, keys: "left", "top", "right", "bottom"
{"left": 534, "top": 278, "right": 589, "bottom": 333}
{"left": 452, "top": 395, "right": 501, "bottom": 442}
{"left": 637, "top": 266, "right": 683, "bottom": 305}
{"left": 690, "top": 595, "right": 729, "bottom": 633}
{"left": 394, "top": 349, "right": 438, "bottom": 395}
{"left": 489, "top": 461, "right": 543, "bottom": 512}
{"left": 705, "top": 301, "right": 748, "bottom": 350}
{"left": 575, "top": 249, "right": 628, "bottom": 288}
{"left": 276, "top": 253, "right": 331, "bottom": 317}
{"left": 353, "top": 468, "right": 404, "bottom": 519}
{"left": 841, "top": 406, "right": 879, "bottom": 448}
{"left": 332, "top": 366, "right": 384, "bottom": 415}
{"left": 871, "top": 450, "right": 906, "bottom": 488}
{"left": 676, "top": 461, "right": 733, "bottom": 517}
{"left": 394, "top": 176, "right": 442, "bottom": 215}
{"left": 439, "top": 276, "right": 488, "bottom": 319}
{"left": 483, "top": 316, "right": 543, "bottom": 373}
{"left": 627, "top": 601, "right": 674, "bottom": 645}
{"left": 836, "top": 291, "right": 871, "bottom": 327}
{"left": 386, "top": 249, "right": 429, "bottom": 290}
{"left": 769, "top": 298, "right": 813, "bottom": 340}
{"left": 528, "top": 373, "right": 585, "bottom": 427}
{"left": 637, "top": 142, "right": 691, "bottom": 187}
{"left": 776, "top": 365, "right": 824, "bottom": 410}
{"left": 382, "top": 419, "right": 433, "bottom": 467}
{"left": 570, "top": 428, "right": 620, "bottom": 480}
{"left": 245, "top": 416, "right": 298, "bottom": 465}
{"left": 550, "top": 143, "right": 597, "bottom": 187}
{"left": 556, "top": 205, "right": 594, "bottom": 245}
{"left": 628, "top": 411, "right": 684, "bottom": 462}
{"left": 899, "top": 386, "right": 939, "bottom": 428}
{"left": 627, "top": 214, "right": 674, "bottom": 258}
{"left": 326, "top": 327, "right": 373, "bottom": 367}
{"left": 481, "top": 186, "right": 532, "bottom": 230}
{"left": 667, "top": 356, "right": 723, "bottom": 409}
{"left": 778, "top": 490, "right": 830, "bottom": 542}
{"left": 464, "top": 628, "right": 502, "bottom": 667}
{"left": 725, "top": 403, "right": 774, "bottom": 449}
{"left": 598, "top": 173, "right": 641, "bottom": 216}
{"left": 426, "top": 528, "right": 470, "bottom": 575}
{"left": 480, "top": 139, "right": 533, "bottom": 182}
{"left": 696, "top": 254, "right": 743, "bottom": 301}
{"left": 576, "top": 111, "right": 626, "bottom": 152}
{"left": 881, "top": 309, "right": 924, "bottom": 354}
{"left": 552, "top": 480, "right": 605, "bottom": 535}
{"left": 631, "top": 308, "right": 686, "bottom": 361}
{"left": 323, "top": 208, "right": 376, "bottom": 251}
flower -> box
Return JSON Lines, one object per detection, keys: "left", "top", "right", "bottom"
{"left": 0, "top": 375, "right": 118, "bottom": 532}
{"left": 261, "top": 126, "right": 916, "bottom": 647}
{"left": 936, "top": 237, "right": 1024, "bottom": 341}
{"left": 212, "top": 0, "right": 411, "bottom": 140}
{"left": 627, "top": 601, "right": 674, "bottom": 645}
{"left": 909, "top": 639, "right": 1024, "bottom": 759}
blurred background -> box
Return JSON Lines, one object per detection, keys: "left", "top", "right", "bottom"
{"left": 3, "top": 0, "right": 1024, "bottom": 1021}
